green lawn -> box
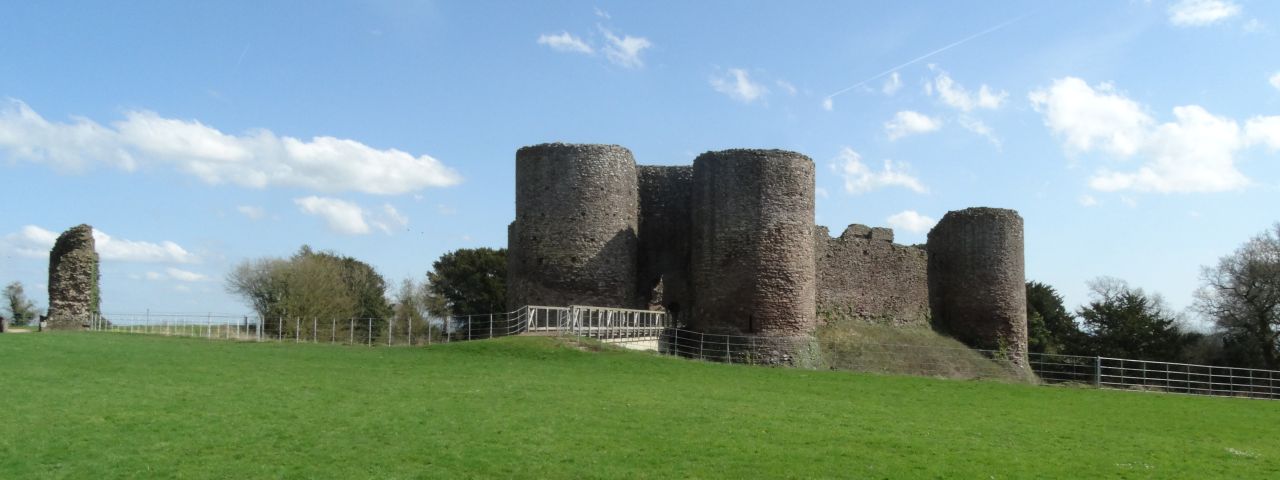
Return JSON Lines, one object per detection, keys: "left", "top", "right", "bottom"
{"left": 2, "top": 333, "right": 1278, "bottom": 479}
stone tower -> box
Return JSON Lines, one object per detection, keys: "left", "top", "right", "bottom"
{"left": 688, "top": 149, "right": 818, "bottom": 365}
{"left": 47, "top": 224, "right": 100, "bottom": 330}
{"left": 507, "top": 143, "right": 641, "bottom": 309}
{"left": 926, "top": 208, "right": 1028, "bottom": 365}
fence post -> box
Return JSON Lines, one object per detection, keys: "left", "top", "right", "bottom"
{"left": 1094, "top": 356, "right": 1102, "bottom": 388}
{"left": 350, "top": 318, "right": 355, "bottom": 344}
{"left": 367, "top": 318, "right": 372, "bottom": 346}
{"left": 489, "top": 313, "right": 494, "bottom": 339}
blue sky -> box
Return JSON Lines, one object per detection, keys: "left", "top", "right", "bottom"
{"left": 2, "top": 0, "right": 1279, "bottom": 323}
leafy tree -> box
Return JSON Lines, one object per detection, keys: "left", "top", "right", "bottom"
{"left": 1194, "top": 223, "right": 1280, "bottom": 369}
{"left": 4, "top": 281, "right": 39, "bottom": 326}
{"left": 1076, "top": 277, "right": 1197, "bottom": 361}
{"left": 225, "top": 246, "right": 393, "bottom": 337}
{"left": 1025, "top": 281, "right": 1085, "bottom": 355}
{"left": 427, "top": 248, "right": 506, "bottom": 316}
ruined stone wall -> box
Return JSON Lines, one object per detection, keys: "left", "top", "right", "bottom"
{"left": 688, "top": 149, "right": 816, "bottom": 364}
{"left": 507, "top": 143, "right": 641, "bottom": 310}
{"left": 636, "top": 165, "right": 693, "bottom": 322}
{"left": 815, "top": 224, "right": 929, "bottom": 327}
{"left": 47, "top": 224, "right": 99, "bottom": 330}
{"left": 926, "top": 208, "right": 1027, "bottom": 364}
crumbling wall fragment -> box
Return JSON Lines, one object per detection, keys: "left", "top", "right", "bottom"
{"left": 47, "top": 224, "right": 99, "bottom": 330}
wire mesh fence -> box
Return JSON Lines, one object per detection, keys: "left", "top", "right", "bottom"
{"left": 85, "top": 308, "right": 1280, "bottom": 400}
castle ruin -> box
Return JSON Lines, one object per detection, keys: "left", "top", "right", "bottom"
{"left": 46, "top": 224, "right": 100, "bottom": 330}
{"left": 507, "top": 143, "right": 1027, "bottom": 366}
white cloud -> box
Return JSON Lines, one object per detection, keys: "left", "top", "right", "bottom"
{"left": 1245, "top": 115, "right": 1280, "bottom": 150}
{"left": 882, "top": 72, "right": 902, "bottom": 95}
{"left": 884, "top": 111, "right": 942, "bottom": 140}
{"left": 594, "top": 7, "right": 611, "bottom": 19}
{"left": 957, "top": 116, "right": 1002, "bottom": 149}
{"left": 815, "top": 187, "right": 829, "bottom": 199}
{"left": 835, "top": 147, "right": 927, "bottom": 194}
{"left": 437, "top": 204, "right": 458, "bottom": 215}
{"left": 1029, "top": 77, "right": 1151, "bottom": 157}
{"left": 294, "top": 197, "right": 409, "bottom": 236}
{"left": 710, "top": 69, "right": 769, "bottom": 104}
{"left": 294, "top": 196, "right": 371, "bottom": 235}
{"left": 162, "top": 268, "right": 207, "bottom": 284}
{"left": 537, "top": 31, "right": 594, "bottom": 54}
{"left": 0, "top": 99, "right": 461, "bottom": 195}
{"left": 236, "top": 205, "right": 265, "bottom": 220}
{"left": 1032, "top": 77, "right": 1256, "bottom": 193}
{"left": 775, "top": 80, "right": 798, "bottom": 96}
{"left": 1078, "top": 194, "right": 1099, "bottom": 207}
{"left": 821, "top": 97, "right": 834, "bottom": 111}
{"left": 1270, "top": 72, "right": 1280, "bottom": 91}
{"left": 371, "top": 204, "right": 410, "bottom": 234}
{"left": 886, "top": 210, "right": 936, "bottom": 234}
{"left": 1168, "top": 0, "right": 1242, "bottom": 27}
{"left": 1, "top": 225, "right": 197, "bottom": 263}
{"left": 929, "top": 70, "right": 1006, "bottom": 112}
{"left": 600, "top": 27, "right": 651, "bottom": 69}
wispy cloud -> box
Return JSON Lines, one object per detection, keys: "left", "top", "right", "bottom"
{"left": 928, "top": 68, "right": 1006, "bottom": 112}
{"left": 294, "top": 197, "right": 409, "bottom": 236}
{"left": 710, "top": 68, "right": 769, "bottom": 104}
{"left": 537, "top": 31, "right": 594, "bottom": 54}
{"left": 600, "top": 27, "right": 651, "bottom": 69}
{"left": 236, "top": 205, "right": 265, "bottom": 220}
{"left": 884, "top": 111, "right": 942, "bottom": 140}
{"left": 835, "top": 147, "right": 927, "bottom": 194}
{"left": 881, "top": 72, "right": 902, "bottom": 95}
{"left": 0, "top": 99, "right": 461, "bottom": 195}
{"left": 886, "top": 210, "right": 937, "bottom": 234}
{"left": 1168, "top": 0, "right": 1242, "bottom": 27}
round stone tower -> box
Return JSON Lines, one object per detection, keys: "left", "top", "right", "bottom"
{"left": 47, "top": 224, "right": 100, "bottom": 330}
{"left": 688, "top": 149, "right": 817, "bottom": 366}
{"left": 926, "top": 207, "right": 1028, "bottom": 365}
{"left": 507, "top": 143, "right": 640, "bottom": 310}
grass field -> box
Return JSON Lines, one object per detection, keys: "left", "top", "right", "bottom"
{"left": 2, "top": 333, "right": 1278, "bottom": 478}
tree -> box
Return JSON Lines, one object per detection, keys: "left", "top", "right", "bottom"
{"left": 4, "top": 281, "right": 39, "bottom": 326}
{"left": 225, "top": 246, "right": 393, "bottom": 337}
{"left": 427, "top": 248, "right": 506, "bottom": 316}
{"left": 1077, "top": 277, "right": 1197, "bottom": 361}
{"left": 1194, "top": 223, "right": 1280, "bottom": 369}
{"left": 1025, "top": 281, "right": 1085, "bottom": 355}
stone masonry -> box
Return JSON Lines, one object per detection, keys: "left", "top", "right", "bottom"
{"left": 815, "top": 224, "right": 929, "bottom": 327}
{"left": 47, "top": 224, "right": 100, "bottom": 330}
{"left": 507, "top": 142, "right": 1028, "bottom": 366}
{"left": 507, "top": 143, "right": 641, "bottom": 310}
{"left": 926, "top": 208, "right": 1028, "bottom": 364}
{"left": 637, "top": 165, "right": 693, "bottom": 323}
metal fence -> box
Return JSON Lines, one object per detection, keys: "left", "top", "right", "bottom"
{"left": 86, "top": 308, "right": 1279, "bottom": 400}
{"left": 1029, "top": 353, "right": 1279, "bottom": 400}
{"left": 86, "top": 305, "right": 668, "bottom": 347}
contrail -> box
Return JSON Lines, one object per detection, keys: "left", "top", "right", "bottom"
{"left": 824, "top": 13, "right": 1031, "bottom": 106}
{"left": 233, "top": 43, "right": 250, "bottom": 73}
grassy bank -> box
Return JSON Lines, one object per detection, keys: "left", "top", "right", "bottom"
{"left": 2, "top": 333, "right": 1277, "bottom": 478}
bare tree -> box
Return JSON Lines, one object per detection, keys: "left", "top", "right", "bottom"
{"left": 1195, "top": 223, "right": 1280, "bottom": 369}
